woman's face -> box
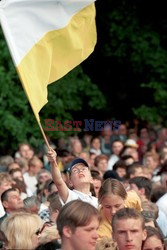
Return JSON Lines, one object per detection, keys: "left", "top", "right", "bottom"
{"left": 97, "top": 159, "right": 108, "bottom": 173}
{"left": 101, "top": 194, "right": 124, "bottom": 222}
{"left": 143, "top": 235, "right": 164, "bottom": 250}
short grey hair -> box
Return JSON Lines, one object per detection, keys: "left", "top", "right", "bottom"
{"left": 23, "top": 196, "right": 41, "bottom": 210}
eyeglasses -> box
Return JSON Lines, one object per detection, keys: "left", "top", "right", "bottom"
{"left": 35, "top": 221, "right": 55, "bottom": 236}
{"left": 71, "top": 167, "right": 88, "bottom": 174}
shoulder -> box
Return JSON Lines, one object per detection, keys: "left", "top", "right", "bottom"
{"left": 124, "top": 190, "right": 142, "bottom": 212}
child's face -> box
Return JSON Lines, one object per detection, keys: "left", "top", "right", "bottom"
{"left": 70, "top": 164, "right": 92, "bottom": 188}
{"left": 101, "top": 194, "right": 124, "bottom": 222}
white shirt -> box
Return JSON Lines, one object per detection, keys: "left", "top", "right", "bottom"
{"left": 156, "top": 193, "right": 167, "bottom": 217}
{"left": 23, "top": 172, "right": 37, "bottom": 194}
{"left": 107, "top": 154, "right": 119, "bottom": 170}
{"left": 60, "top": 188, "right": 98, "bottom": 208}
{"left": 0, "top": 200, "right": 5, "bottom": 217}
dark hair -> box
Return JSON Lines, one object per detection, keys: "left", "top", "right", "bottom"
{"left": 9, "top": 168, "right": 22, "bottom": 176}
{"left": 90, "top": 136, "right": 100, "bottom": 144}
{"left": 49, "top": 192, "right": 62, "bottom": 212}
{"left": 126, "top": 162, "right": 143, "bottom": 179}
{"left": 143, "top": 226, "right": 164, "bottom": 248}
{"left": 35, "top": 239, "right": 61, "bottom": 250}
{"left": 103, "top": 170, "right": 122, "bottom": 181}
{"left": 129, "top": 176, "right": 152, "bottom": 200}
{"left": 1, "top": 188, "right": 17, "bottom": 203}
{"left": 151, "top": 185, "right": 166, "bottom": 203}
{"left": 113, "top": 160, "right": 126, "bottom": 171}
{"left": 112, "top": 208, "right": 145, "bottom": 232}
{"left": 91, "top": 170, "right": 102, "bottom": 181}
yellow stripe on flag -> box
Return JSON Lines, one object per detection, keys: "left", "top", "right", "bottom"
{"left": 0, "top": 1, "right": 97, "bottom": 122}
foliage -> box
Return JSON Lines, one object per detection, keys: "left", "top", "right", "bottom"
{"left": 0, "top": 28, "right": 106, "bottom": 154}
{"left": 95, "top": 0, "right": 167, "bottom": 124}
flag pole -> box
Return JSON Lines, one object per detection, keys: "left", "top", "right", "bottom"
{"left": 37, "top": 120, "right": 51, "bottom": 150}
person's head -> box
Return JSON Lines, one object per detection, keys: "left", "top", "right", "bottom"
{"left": 129, "top": 176, "right": 152, "bottom": 201}
{"left": 94, "top": 154, "right": 108, "bottom": 174}
{"left": 28, "top": 156, "right": 43, "bottom": 175}
{"left": 112, "top": 208, "right": 146, "bottom": 250}
{"left": 0, "top": 173, "right": 12, "bottom": 197}
{"left": 91, "top": 137, "right": 101, "bottom": 150}
{"left": 98, "top": 178, "right": 127, "bottom": 221}
{"left": 79, "top": 151, "right": 90, "bottom": 163}
{"left": 18, "top": 143, "right": 31, "bottom": 159}
{"left": 141, "top": 201, "right": 159, "bottom": 228}
{"left": 1, "top": 188, "right": 24, "bottom": 213}
{"left": 121, "top": 155, "right": 135, "bottom": 166}
{"left": 8, "top": 162, "right": 21, "bottom": 172}
{"left": 121, "top": 146, "right": 139, "bottom": 162}
{"left": 48, "top": 192, "right": 62, "bottom": 223}
{"left": 68, "top": 158, "right": 93, "bottom": 189}
{"left": 24, "top": 195, "right": 41, "bottom": 214}
{"left": 151, "top": 184, "right": 166, "bottom": 203}
{"left": 71, "top": 139, "right": 83, "bottom": 156}
{"left": 9, "top": 168, "right": 23, "bottom": 182}
{"left": 119, "top": 124, "right": 127, "bottom": 136}
{"left": 57, "top": 200, "right": 99, "bottom": 250}
{"left": 111, "top": 140, "right": 124, "bottom": 156}
{"left": 142, "top": 226, "right": 164, "bottom": 250}
{"left": 89, "top": 152, "right": 97, "bottom": 168}
{"left": 36, "top": 169, "right": 52, "bottom": 184}
{"left": 126, "top": 162, "right": 143, "bottom": 180}
{"left": 143, "top": 152, "right": 159, "bottom": 170}
{"left": 91, "top": 170, "right": 102, "bottom": 197}
{"left": 113, "top": 160, "right": 126, "bottom": 178}
{"left": 1, "top": 212, "right": 43, "bottom": 249}
{"left": 0, "top": 155, "right": 14, "bottom": 172}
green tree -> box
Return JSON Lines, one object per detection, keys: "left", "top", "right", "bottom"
{"left": 0, "top": 28, "right": 106, "bottom": 154}
{"left": 95, "top": 0, "right": 167, "bottom": 124}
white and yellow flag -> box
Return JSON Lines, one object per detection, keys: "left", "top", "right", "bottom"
{"left": 0, "top": 0, "right": 97, "bottom": 121}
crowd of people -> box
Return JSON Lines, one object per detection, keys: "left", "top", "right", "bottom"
{"left": 0, "top": 121, "right": 167, "bottom": 249}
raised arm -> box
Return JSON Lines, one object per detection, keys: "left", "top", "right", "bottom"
{"left": 47, "top": 148, "right": 69, "bottom": 203}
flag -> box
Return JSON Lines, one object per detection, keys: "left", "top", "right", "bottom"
{"left": 0, "top": 0, "right": 97, "bottom": 121}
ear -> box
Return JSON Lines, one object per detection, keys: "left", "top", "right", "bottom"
{"left": 2, "top": 200, "right": 9, "bottom": 209}
{"left": 68, "top": 179, "right": 74, "bottom": 188}
{"left": 62, "top": 226, "right": 73, "bottom": 238}
{"left": 142, "top": 229, "right": 147, "bottom": 241}
{"left": 139, "top": 187, "right": 145, "bottom": 196}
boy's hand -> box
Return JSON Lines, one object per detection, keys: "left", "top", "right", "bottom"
{"left": 47, "top": 147, "right": 57, "bottom": 164}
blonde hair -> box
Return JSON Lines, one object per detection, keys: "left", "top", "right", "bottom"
{"left": 1, "top": 212, "right": 42, "bottom": 249}
{"left": 39, "top": 225, "right": 60, "bottom": 245}
{"left": 98, "top": 178, "right": 127, "bottom": 203}
{"left": 0, "top": 173, "right": 12, "bottom": 186}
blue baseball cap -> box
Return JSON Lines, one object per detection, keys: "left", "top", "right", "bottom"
{"left": 68, "top": 158, "right": 89, "bottom": 173}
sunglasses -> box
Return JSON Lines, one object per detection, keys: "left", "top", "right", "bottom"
{"left": 35, "top": 221, "right": 55, "bottom": 236}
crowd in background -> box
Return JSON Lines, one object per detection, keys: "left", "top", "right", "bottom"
{"left": 0, "top": 120, "right": 167, "bottom": 249}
